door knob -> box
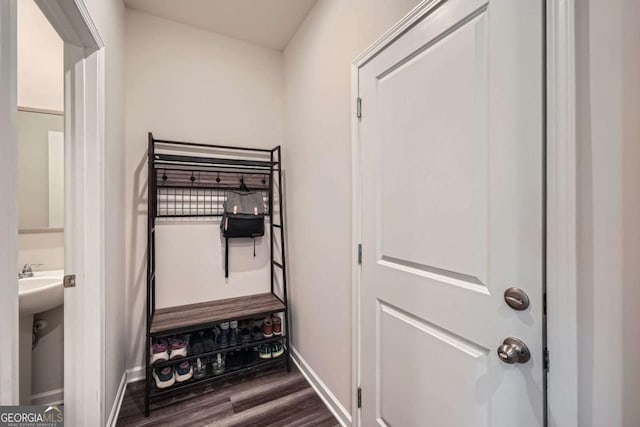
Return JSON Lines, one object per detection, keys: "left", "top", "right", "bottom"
{"left": 497, "top": 337, "right": 530, "bottom": 364}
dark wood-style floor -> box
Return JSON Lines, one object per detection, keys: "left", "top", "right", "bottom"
{"left": 116, "top": 365, "right": 340, "bottom": 427}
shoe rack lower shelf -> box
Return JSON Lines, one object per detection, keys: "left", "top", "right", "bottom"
{"left": 150, "top": 356, "right": 288, "bottom": 399}
{"left": 151, "top": 335, "right": 287, "bottom": 369}
{"left": 150, "top": 292, "right": 286, "bottom": 336}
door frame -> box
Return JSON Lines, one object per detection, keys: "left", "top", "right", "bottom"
{"left": 350, "top": 0, "right": 579, "bottom": 426}
{"left": 0, "top": 0, "right": 107, "bottom": 425}
{"left": 0, "top": 0, "right": 19, "bottom": 406}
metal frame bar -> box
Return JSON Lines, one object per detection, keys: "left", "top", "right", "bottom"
{"left": 144, "top": 133, "right": 291, "bottom": 414}
{"left": 154, "top": 138, "right": 273, "bottom": 153}
{"left": 155, "top": 153, "right": 274, "bottom": 169}
{"left": 270, "top": 150, "right": 275, "bottom": 296}
{"left": 145, "top": 133, "right": 154, "bottom": 416}
{"left": 149, "top": 358, "right": 287, "bottom": 401}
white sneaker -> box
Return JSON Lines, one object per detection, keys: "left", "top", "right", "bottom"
{"left": 175, "top": 361, "right": 193, "bottom": 383}
{"left": 150, "top": 340, "right": 169, "bottom": 364}
{"left": 153, "top": 367, "right": 175, "bottom": 389}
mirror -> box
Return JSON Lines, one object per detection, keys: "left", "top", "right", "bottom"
{"left": 18, "top": 108, "right": 64, "bottom": 230}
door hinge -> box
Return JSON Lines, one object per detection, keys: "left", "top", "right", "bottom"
{"left": 543, "top": 348, "right": 550, "bottom": 371}
{"left": 356, "top": 97, "right": 362, "bottom": 119}
{"left": 358, "top": 244, "right": 362, "bottom": 265}
{"left": 63, "top": 274, "right": 76, "bottom": 288}
{"left": 357, "top": 387, "right": 362, "bottom": 408}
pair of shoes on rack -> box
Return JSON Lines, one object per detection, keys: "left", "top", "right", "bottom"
{"left": 218, "top": 321, "right": 239, "bottom": 348}
{"left": 152, "top": 360, "right": 193, "bottom": 389}
{"left": 193, "top": 352, "right": 226, "bottom": 379}
{"left": 226, "top": 347, "right": 259, "bottom": 369}
{"left": 258, "top": 341, "right": 284, "bottom": 359}
{"left": 191, "top": 329, "right": 219, "bottom": 355}
{"left": 151, "top": 336, "right": 187, "bottom": 364}
{"left": 239, "top": 320, "right": 263, "bottom": 343}
{"left": 261, "top": 315, "right": 282, "bottom": 338}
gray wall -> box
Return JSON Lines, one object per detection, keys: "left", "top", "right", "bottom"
{"left": 31, "top": 306, "right": 63, "bottom": 398}
{"left": 575, "top": 0, "right": 640, "bottom": 425}
{"left": 283, "top": 0, "right": 422, "bottom": 412}
{"left": 124, "top": 8, "right": 284, "bottom": 375}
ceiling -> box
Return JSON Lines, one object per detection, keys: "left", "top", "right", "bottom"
{"left": 124, "top": 0, "right": 318, "bottom": 51}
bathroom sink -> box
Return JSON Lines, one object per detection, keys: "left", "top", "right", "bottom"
{"left": 19, "top": 270, "right": 64, "bottom": 314}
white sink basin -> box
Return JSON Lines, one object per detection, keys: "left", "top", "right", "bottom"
{"left": 19, "top": 270, "right": 64, "bottom": 314}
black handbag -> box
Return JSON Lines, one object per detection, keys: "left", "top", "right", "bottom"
{"left": 221, "top": 184, "right": 265, "bottom": 277}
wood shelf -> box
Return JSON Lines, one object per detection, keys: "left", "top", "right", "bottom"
{"left": 150, "top": 293, "right": 285, "bottom": 336}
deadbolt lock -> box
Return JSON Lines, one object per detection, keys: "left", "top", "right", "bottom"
{"left": 504, "top": 287, "right": 530, "bottom": 311}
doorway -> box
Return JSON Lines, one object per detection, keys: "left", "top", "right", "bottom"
{"left": 16, "top": 0, "right": 65, "bottom": 406}
{"left": 0, "top": 0, "right": 107, "bottom": 424}
{"left": 354, "top": 0, "right": 545, "bottom": 425}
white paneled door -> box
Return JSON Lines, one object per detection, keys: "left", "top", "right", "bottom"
{"left": 357, "top": 0, "right": 544, "bottom": 425}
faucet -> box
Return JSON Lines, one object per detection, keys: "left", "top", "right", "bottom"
{"left": 19, "top": 264, "right": 44, "bottom": 279}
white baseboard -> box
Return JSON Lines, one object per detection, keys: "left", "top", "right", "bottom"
{"left": 106, "top": 372, "right": 127, "bottom": 427}
{"left": 31, "top": 388, "right": 63, "bottom": 406}
{"left": 126, "top": 365, "right": 144, "bottom": 383}
{"left": 290, "top": 346, "right": 352, "bottom": 426}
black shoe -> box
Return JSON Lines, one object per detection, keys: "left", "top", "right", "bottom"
{"left": 239, "top": 324, "right": 252, "bottom": 343}
{"left": 202, "top": 330, "right": 215, "bottom": 353}
{"left": 250, "top": 320, "right": 262, "bottom": 341}
{"left": 227, "top": 350, "right": 241, "bottom": 370}
{"left": 191, "top": 332, "right": 204, "bottom": 355}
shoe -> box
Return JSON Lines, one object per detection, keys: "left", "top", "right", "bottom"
{"left": 250, "top": 320, "right": 262, "bottom": 341}
{"left": 240, "top": 348, "right": 255, "bottom": 365}
{"left": 153, "top": 366, "right": 175, "bottom": 389}
{"left": 190, "top": 332, "right": 204, "bottom": 355}
{"left": 271, "top": 341, "right": 284, "bottom": 358}
{"left": 202, "top": 330, "right": 216, "bottom": 353}
{"left": 258, "top": 344, "right": 272, "bottom": 359}
{"left": 212, "top": 353, "right": 226, "bottom": 375}
{"left": 219, "top": 322, "right": 229, "bottom": 348}
{"left": 262, "top": 317, "right": 273, "bottom": 338}
{"left": 212, "top": 326, "right": 221, "bottom": 349}
{"left": 205, "top": 356, "right": 214, "bottom": 375}
{"left": 239, "top": 321, "right": 252, "bottom": 343}
{"left": 272, "top": 316, "right": 282, "bottom": 336}
{"left": 150, "top": 339, "right": 169, "bottom": 364}
{"left": 175, "top": 360, "right": 193, "bottom": 382}
{"left": 227, "top": 350, "right": 241, "bottom": 370}
{"left": 229, "top": 320, "right": 239, "bottom": 347}
{"left": 193, "top": 357, "right": 206, "bottom": 379}
{"left": 170, "top": 337, "right": 187, "bottom": 359}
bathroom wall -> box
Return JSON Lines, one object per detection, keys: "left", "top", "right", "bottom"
{"left": 16, "top": 0, "right": 64, "bottom": 403}
{"left": 17, "top": 0, "right": 63, "bottom": 112}
{"left": 125, "top": 8, "right": 284, "bottom": 373}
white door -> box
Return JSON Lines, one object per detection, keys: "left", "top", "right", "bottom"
{"left": 358, "top": 0, "right": 544, "bottom": 425}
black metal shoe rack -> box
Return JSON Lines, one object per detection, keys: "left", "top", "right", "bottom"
{"left": 144, "top": 133, "right": 290, "bottom": 416}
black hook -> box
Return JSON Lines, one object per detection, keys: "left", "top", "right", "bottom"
{"left": 162, "top": 170, "right": 167, "bottom": 182}
{"left": 261, "top": 175, "right": 266, "bottom": 185}
{"left": 215, "top": 172, "right": 220, "bottom": 183}
{"left": 190, "top": 172, "right": 196, "bottom": 183}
